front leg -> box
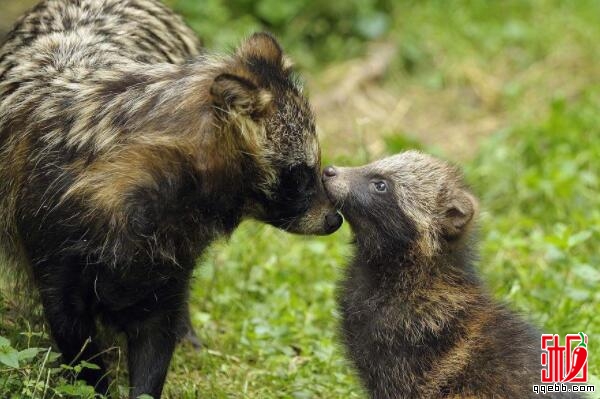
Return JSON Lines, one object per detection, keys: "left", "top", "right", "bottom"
{"left": 124, "top": 284, "right": 190, "bottom": 398}
{"left": 127, "top": 321, "right": 179, "bottom": 398}
{"left": 126, "top": 301, "right": 190, "bottom": 399}
{"left": 40, "top": 292, "right": 109, "bottom": 395}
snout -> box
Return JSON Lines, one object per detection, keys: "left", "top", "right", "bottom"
{"left": 323, "top": 166, "right": 337, "bottom": 179}
{"left": 275, "top": 169, "right": 343, "bottom": 235}
{"left": 316, "top": 170, "right": 344, "bottom": 234}
{"left": 324, "top": 211, "right": 343, "bottom": 233}
{"left": 322, "top": 165, "right": 347, "bottom": 208}
{"left": 282, "top": 200, "right": 342, "bottom": 235}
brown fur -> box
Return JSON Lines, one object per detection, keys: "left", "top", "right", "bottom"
{"left": 323, "top": 151, "right": 581, "bottom": 399}
{"left": 0, "top": 1, "right": 341, "bottom": 397}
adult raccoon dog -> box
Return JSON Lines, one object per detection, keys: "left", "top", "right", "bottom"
{"left": 0, "top": 0, "right": 342, "bottom": 397}
{"left": 322, "top": 152, "right": 583, "bottom": 399}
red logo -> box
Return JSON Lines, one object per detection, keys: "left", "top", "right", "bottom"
{"left": 541, "top": 332, "right": 588, "bottom": 383}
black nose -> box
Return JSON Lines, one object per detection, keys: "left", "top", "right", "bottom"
{"left": 323, "top": 166, "right": 337, "bottom": 179}
{"left": 325, "top": 212, "right": 343, "bottom": 233}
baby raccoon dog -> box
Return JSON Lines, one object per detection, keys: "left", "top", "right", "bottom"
{"left": 0, "top": 0, "right": 342, "bottom": 397}
{"left": 322, "top": 151, "right": 582, "bottom": 399}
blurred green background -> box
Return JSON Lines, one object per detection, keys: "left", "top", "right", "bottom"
{"left": 0, "top": 0, "right": 599, "bottom": 398}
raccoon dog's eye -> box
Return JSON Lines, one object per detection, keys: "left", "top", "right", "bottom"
{"left": 373, "top": 181, "right": 387, "bottom": 192}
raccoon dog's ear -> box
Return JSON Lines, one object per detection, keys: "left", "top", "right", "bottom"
{"left": 441, "top": 189, "right": 478, "bottom": 239}
{"left": 237, "top": 32, "right": 283, "bottom": 65}
{"left": 237, "top": 32, "right": 294, "bottom": 73}
{"left": 210, "top": 73, "right": 273, "bottom": 119}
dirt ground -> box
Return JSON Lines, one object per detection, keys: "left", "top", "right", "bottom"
{"left": 310, "top": 43, "right": 498, "bottom": 161}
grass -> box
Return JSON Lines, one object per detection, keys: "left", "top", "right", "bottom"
{"left": 164, "top": 225, "right": 356, "bottom": 398}
{"left": 1, "top": 0, "right": 600, "bottom": 398}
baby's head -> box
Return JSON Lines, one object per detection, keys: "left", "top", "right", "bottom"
{"left": 322, "top": 151, "right": 478, "bottom": 258}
